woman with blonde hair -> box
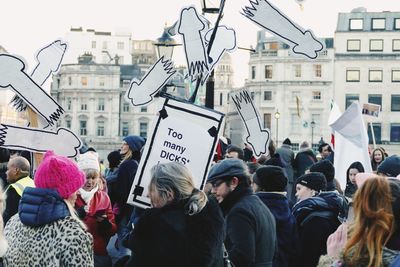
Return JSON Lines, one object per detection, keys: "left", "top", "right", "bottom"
{"left": 125, "top": 162, "right": 225, "bottom": 267}
{"left": 319, "top": 176, "right": 400, "bottom": 267}
{"left": 3, "top": 150, "right": 93, "bottom": 266}
{"left": 75, "top": 152, "right": 117, "bottom": 267}
{"left": 111, "top": 135, "right": 145, "bottom": 263}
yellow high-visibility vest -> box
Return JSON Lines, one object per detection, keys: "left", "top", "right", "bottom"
{"left": 8, "top": 176, "right": 35, "bottom": 196}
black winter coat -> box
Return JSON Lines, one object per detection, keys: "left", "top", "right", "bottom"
{"left": 292, "top": 192, "right": 348, "bottom": 267}
{"left": 256, "top": 192, "right": 299, "bottom": 267}
{"left": 112, "top": 159, "right": 138, "bottom": 220}
{"left": 294, "top": 149, "right": 317, "bottom": 179}
{"left": 220, "top": 185, "right": 277, "bottom": 267}
{"left": 125, "top": 197, "right": 225, "bottom": 267}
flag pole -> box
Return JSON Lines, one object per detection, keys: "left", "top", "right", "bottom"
{"left": 369, "top": 121, "right": 376, "bottom": 149}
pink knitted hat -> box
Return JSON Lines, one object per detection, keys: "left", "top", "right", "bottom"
{"left": 34, "top": 151, "right": 85, "bottom": 199}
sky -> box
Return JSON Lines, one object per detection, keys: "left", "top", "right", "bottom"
{"left": 1, "top": 0, "right": 400, "bottom": 88}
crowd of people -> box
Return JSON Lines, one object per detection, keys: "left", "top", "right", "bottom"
{"left": 0, "top": 136, "right": 399, "bottom": 267}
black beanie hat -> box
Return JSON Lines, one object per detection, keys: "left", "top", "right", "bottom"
{"left": 107, "top": 150, "right": 122, "bottom": 168}
{"left": 264, "top": 153, "right": 285, "bottom": 168}
{"left": 377, "top": 155, "right": 400, "bottom": 177}
{"left": 309, "top": 159, "right": 335, "bottom": 182}
{"left": 283, "top": 138, "right": 292, "bottom": 146}
{"left": 296, "top": 172, "right": 327, "bottom": 192}
{"left": 253, "top": 166, "right": 288, "bottom": 192}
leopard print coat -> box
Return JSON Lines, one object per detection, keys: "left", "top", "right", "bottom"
{"left": 3, "top": 215, "right": 94, "bottom": 267}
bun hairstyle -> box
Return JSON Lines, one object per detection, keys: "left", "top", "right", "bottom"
{"left": 150, "top": 162, "right": 207, "bottom": 215}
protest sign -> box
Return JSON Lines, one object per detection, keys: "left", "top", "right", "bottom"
{"left": 231, "top": 89, "right": 270, "bottom": 157}
{"left": 362, "top": 103, "right": 380, "bottom": 117}
{"left": 241, "top": 0, "right": 324, "bottom": 59}
{"left": 127, "top": 98, "right": 224, "bottom": 208}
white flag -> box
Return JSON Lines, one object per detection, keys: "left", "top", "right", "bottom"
{"left": 329, "top": 102, "right": 372, "bottom": 190}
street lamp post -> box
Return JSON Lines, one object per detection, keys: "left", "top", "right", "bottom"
{"left": 310, "top": 119, "right": 316, "bottom": 151}
{"left": 154, "top": 25, "right": 180, "bottom": 60}
{"left": 274, "top": 110, "right": 280, "bottom": 146}
{"left": 153, "top": 25, "right": 180, "bottom": 97}
{"left": 201, "top": 0, "right": 221, "bottom": 14}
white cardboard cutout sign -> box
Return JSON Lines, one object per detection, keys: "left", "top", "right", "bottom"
{"left": 10, "top": 40, "right": 67, "bottom": 114}
{"left": 0, "top": 124, "right": 81, "bottom": 157}
{"left": 242, "top": 0, "right": 323, "bottom": 59}
{"left": 178, "top": 6, "right": 209, "bottom": 82}
{"left": 125, "top": 56, "right": 176, "bottom": 106}
{"left": 231, "top": 89, "right": 270, "bottom": 157}
{"left": 127, "top": 98, "right": 224, "bottom": 208}
{"left": 329, "top": 102, "right": 372, "bottom": 189}
{"left": 202, "top": 25, "right": 237, "bottom": 84}
{"left": 0, "top": 54, "right": 64, "bottom": 126}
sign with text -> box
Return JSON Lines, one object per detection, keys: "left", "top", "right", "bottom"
{"left": 127, "top": 98, "right": 224, "bottom": 208}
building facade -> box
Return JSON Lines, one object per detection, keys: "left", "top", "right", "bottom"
{"left": 52, "top": 26, "right": 236, "bottom": 159}
{"left": 334, "top": 8, "right": 400, "bottom": 152}
{"left": 51, "top": 54, "right": 160, "bottom": 160}
{"left": 230, "top": 30, "right": 334, "bottom": 151}
{"left": 64, "top": 27, "right": 133, "bottom": 65}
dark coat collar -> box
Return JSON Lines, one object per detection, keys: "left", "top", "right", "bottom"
{"left": 219, "top": 184, "right": 253, "bottom": 215}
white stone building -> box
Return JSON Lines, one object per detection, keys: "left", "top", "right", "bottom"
{"left": 52, "top": 26, "right": 235, "bottom": 159}
{"left": 64, "top": 27, "right": 132, "bottom": 65}
{"left": 230, "top": 30, "right": 334, "bottom": 151}
{"left": 334, "top": 8, "right": 400, "bottom": 153}
{"left": 51, "top": 53, "right": 160, "bottom": 160}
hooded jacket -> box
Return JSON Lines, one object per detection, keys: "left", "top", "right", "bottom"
{"left": 3, "top": 187, "right": 93, "bottom": 267}
{"left": 292, "top": 192, "right": 348, "bottom": 267}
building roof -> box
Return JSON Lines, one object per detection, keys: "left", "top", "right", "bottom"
{"left": 336, "top": 9, "right": 400, "bottom": 32}
{"left": 120, "top": 64, "right": 141, "bottom": 81}
{"left": 255, "top": 31, "right": 333, "bottom": 52}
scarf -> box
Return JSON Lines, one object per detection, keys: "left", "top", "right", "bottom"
{"left": 79, "top": 186, "right": 98, "bottom": 212}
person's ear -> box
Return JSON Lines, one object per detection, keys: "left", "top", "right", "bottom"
{"left": 166, "top": 191, "right": 175, "bottom": 202}
{"left": 230, "top": 177, "right": 240, "bottom": 189}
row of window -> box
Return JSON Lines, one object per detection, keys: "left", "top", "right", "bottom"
{"left": 121, "top": 122, "right": 148, "bottom": 138}
{"left": 68, "top": 76, "right": 112, "bottom": 87}
{"left": 345, "top": 94, "right": 400, "bottom": 111}
{"left": 262, "top": 113, "right": 322, "bottom": 132}
{"left": 349, "top": 17, "right": 400, "bottom": 31}
{"left": 368, "top": 123, "right": 400, "bottom": 143}
{"left": 66, "top": 120, "right": 148, "bottom": 138}
{"left": 91, "top": 41, "right": 125, "bottom": 50}
{"left": 122, "top": 103, "right": 147, "bottom": 112}
{"left": 66, "top": 98, "right": 105, "bottom": 111}
{"left": 67, "top": 98, "right": 149, "bottom": 112}
{"left": 347, "top": 39, "right": 400, "bottom": 52}
{"left": 233, "top": 90, "right": 321, "bottom": 103}
{"left": 251, "top": 64, "right": 322, "bottom": 80}
{"left": 346, "top": 69, "right": 400, "bottom": 82}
